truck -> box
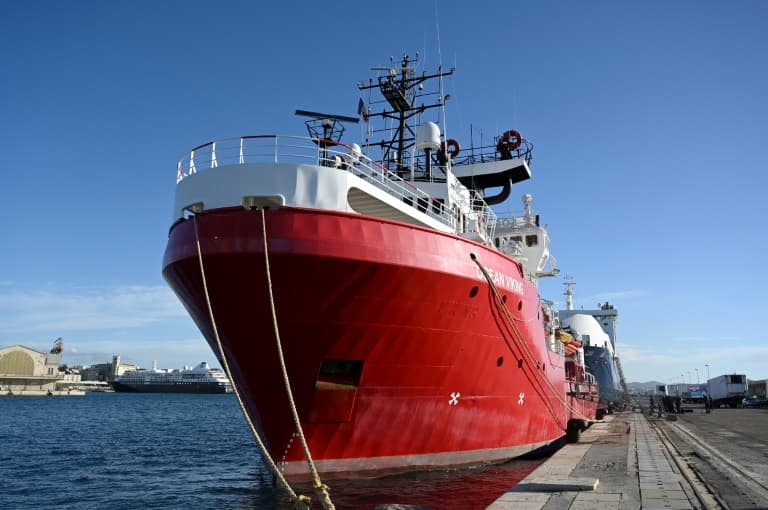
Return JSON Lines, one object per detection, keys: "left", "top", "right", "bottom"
{"left": 706, "top": 374, "right": 747, "bottom": 408}
{"left": 748, "top": 379, "right": 768, "bottom": 399}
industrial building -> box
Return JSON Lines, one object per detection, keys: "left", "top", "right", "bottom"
{"left": 78, "top": 355, "right": 138, "bottom": 382}
{"left": 0, "top": 338, "right": 83, "bottom": 396}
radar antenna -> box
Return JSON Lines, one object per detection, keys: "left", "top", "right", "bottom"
{"left": 295, "top": 110, "right": 359, "bottom": 143}
{"left": 295, "top": 110, "right": 359, "bottom": 167}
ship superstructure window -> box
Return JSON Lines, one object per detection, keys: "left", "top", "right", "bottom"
{"left": 525, "top": 234, "right": 538, "bottom": 247}
{"left": 317, "top": 359, "right": 364, "bottom": 387}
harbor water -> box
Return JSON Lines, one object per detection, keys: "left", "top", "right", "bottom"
{"left": 0, "top": 393, "right": 542, "bottom": 509}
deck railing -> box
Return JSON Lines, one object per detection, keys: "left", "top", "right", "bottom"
{"left": 176, "top": 135, "right": 496, "bottom": 240}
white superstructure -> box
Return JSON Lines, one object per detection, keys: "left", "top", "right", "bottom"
{"left": 115, "top": 361, "right": 232, "bottom": 390}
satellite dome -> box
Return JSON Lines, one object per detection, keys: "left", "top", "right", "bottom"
{"left": 348, "top": 143, "right": 362, "bottom": 163}
{"left": 562, "top": 314, "right": 612, "bottom": 351}
{"left": 415, "top": 122, "right": 441, "bottom": 151}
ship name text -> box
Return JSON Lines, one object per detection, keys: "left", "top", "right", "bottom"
{"left": 475, "top": 266, "right": 524, "bottom": 295}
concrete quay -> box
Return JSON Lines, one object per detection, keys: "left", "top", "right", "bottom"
{"left": 486, "top": 411, "right": 696, "bottom": 510}
{"left": 0, "top": 388, "right": 85, "bottom": 396}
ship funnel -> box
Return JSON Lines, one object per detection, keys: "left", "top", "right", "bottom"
{"left": 415, "top": 122, "right": 441, "bottom": 152}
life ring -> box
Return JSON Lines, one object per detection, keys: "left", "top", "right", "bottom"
{"left": 496, "top": 130, "right": 522, "bottom": 156}
{"left": 440, "top": 138, "right": 461, "bottom": 160}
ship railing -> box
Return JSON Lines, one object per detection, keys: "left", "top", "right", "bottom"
{"left": 455, "top": 139, "right": 533, "bottom": 166}
{"left": 176, "top": 135, "right": 497, "bottom": 241}
{"left": 494, "top": 214, "right": 538, "bottom": 231}
{"left": 397, "top": 139, "right": 534, "bottom": 174}
{"left": 470, "top": 193, "right": 497, "bottom": 241}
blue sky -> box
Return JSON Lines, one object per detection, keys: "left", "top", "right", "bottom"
{"left": 2, "top": 1, "right": 766, "bottom": 385}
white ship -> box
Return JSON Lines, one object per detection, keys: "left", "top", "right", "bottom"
{"left": 112, "top": 361, "right": 232, "bottom": 394}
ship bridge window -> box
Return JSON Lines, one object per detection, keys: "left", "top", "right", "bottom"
{"left": 511, "top": 236, "right": 522, "bottom": 243}
{"left": 317, "top": 359, "right": 364, "bottom": 387}
{"left": 525, "top": 234, "right": 538, "bottom": 247}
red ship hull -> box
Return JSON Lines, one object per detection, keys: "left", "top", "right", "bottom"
{"left": 163, "top": 206, "right": 588, "bottom": 479}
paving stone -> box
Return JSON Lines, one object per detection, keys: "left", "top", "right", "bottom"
{"left": 485, "top": 492, "right": 551, "bottom": 510}
{"left": 485, "top": 413, "right": 695, "bottom": 509}
{"left": 513, "top": 477, "right": 599, "bottom": 492}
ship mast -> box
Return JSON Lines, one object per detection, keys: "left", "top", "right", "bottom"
{"left": 358, "top": 53, "right": 454, "bottom": 175}
{"left": 563, "top": 275, "right": 575, "bottom": 311}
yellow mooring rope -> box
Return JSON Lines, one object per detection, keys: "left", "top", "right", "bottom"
{"left": 258, "top": 208, "right": 336, "bottom": 510}
{"left": 470, "top": 253, "right": 568, "bottom": 427}
{"left": 471, "top": 253, "right": 596, "bottom": 426}
{"left": 191, "top": 213, "right": 316, "bottom": 510}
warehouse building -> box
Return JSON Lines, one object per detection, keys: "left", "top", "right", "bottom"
{"left": 0, "top": 338, "right": 82, "bottom": 396}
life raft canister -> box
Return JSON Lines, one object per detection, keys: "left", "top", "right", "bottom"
{"left": 496, "top": 130, "right": 522, "bottom": 156}
{"left": 439, "top": 138, "right": 461, "bottom": 160}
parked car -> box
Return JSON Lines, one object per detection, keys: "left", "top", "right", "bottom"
{"left": 741, "top": 395, "right": 767, "bottom": 408}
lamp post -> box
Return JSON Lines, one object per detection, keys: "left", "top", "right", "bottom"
{"left": 705, "top": 364, "right": 710, "bottom": 396}
{"left": 695, "top": 368, "right": 700, "bottom": 385}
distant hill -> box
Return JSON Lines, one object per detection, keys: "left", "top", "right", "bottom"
{"left": 626, "top": 381, "right": 665, "bottom": 392}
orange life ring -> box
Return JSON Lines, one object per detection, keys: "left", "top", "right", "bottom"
{"left": 440, "top": 139, "right": 461, "bottom": 160}
{"left": 496, "top": 130, "right": 522, "bottom": 154}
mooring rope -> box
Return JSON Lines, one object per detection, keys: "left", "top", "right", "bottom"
{"left": 191, "top": 213, "right": 313, "bottom": 510}
{"left": 258, "top": 208, "right": 336, "bottom": 510}
{"left": 471, "top": 253, "right": 596, "bottom": 425}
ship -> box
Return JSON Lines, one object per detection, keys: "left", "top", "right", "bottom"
{"left": 112, "top": 361, "right": 232, "bottom": 394}
{"left": 559, "top": 278, "right": 626, "bottom": 412}
{"left": 162, "top": 54, "right": 598, "bottom": 480}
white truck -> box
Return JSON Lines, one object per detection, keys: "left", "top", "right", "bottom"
{"left": 706, "top": 374, "right": 747, "bottom": 408}
{"left": 748, "top": 379, "right": 768, "bottom": 399}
